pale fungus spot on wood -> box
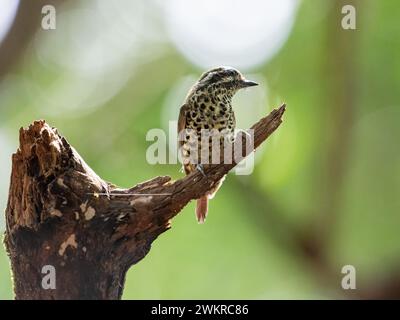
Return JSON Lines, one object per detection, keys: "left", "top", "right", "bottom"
{"left": 58, "top": 234, "right": 78, "bottom": 256}
{"left": 75, "top": 212, "right": 79, "bottom": 220}
{"left": 80, "top": 201, "right": 96, "bottom": 220}
{"left": 141, "top": 183, "right": 159, "bottom": 189}
{"left": 84, "top": 206, "right": 96, "bottom": 220}
{"left": 80, "top": 201, "right": 88, "bottom": 213}
{"left": 49, "top": 140, "right": 61, "bottom": 153}
{"left": 82, "top": 246, "right": 87, "bottom": 253}
{"left": 57, "top": 178, "right": 67, "bottom": 188}
{"left": 51, "top": 209, "right": 62, "bottom": 217}
{"left": 130, "top": 196, "right": 153, "bottom": 207}
{"left": 117, "top": 213, "right": 126, "bottom": 221}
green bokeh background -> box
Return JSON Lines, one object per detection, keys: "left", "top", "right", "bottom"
{"left": 1, "top": 0, "right": 399, "bottom": 299}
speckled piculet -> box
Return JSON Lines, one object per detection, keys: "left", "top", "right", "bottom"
{"left": 178, "top": 66, "right": 258, "bottom": 223}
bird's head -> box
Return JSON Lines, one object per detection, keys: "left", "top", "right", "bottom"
{"left": 195, "top": 66, "right": 258, "bottom": 95}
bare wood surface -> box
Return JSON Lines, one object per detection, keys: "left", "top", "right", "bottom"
{"left": 4, "top": 104, "right": 286, "bottom": 299}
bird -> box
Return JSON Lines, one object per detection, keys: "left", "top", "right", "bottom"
{"left": 177, "top": 66, "right": 258, "bottom": 223}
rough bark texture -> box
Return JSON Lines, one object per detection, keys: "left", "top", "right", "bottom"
{"left": 4, "top": 104, "right": 286, "bottom": 300}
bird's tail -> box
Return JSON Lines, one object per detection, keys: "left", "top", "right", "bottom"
{"left": 195, "top": 176, "right": 226, "bottom": 224}
{"left": 196, "top": 196, "right": 208, "bottom": 224}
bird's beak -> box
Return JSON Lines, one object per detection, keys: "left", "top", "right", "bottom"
{"left": 240, "top": 79, "right": 258, "bottom": 88}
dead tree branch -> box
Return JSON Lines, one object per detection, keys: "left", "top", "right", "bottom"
{"left": 4, "top": 104, "right": 286, "bottom": 299}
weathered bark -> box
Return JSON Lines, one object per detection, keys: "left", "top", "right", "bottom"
{"left": 4, "top": 104, "right": 286, "bottom": 300}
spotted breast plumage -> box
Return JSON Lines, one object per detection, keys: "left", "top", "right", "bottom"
{"left": 178, "top": 66, "right": 258, "bottom": 223}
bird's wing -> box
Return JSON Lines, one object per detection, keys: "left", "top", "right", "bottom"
{"left": 178, "top": 104, "right": 193, "bottom": 174}
{"left": 177, "top": 104, "right": 188, "bottom": 148}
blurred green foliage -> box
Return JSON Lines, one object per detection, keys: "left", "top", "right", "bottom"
{"left": 1, "top": 0, "right": 399, "bottom": 299}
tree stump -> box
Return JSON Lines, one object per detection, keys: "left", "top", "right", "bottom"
{"left": 3, "top": 104, "right": 286, "bottom": 299}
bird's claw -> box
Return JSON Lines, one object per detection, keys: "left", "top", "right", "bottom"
{"left": 196, "top": 164, "right": 207, "bottom": 177}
